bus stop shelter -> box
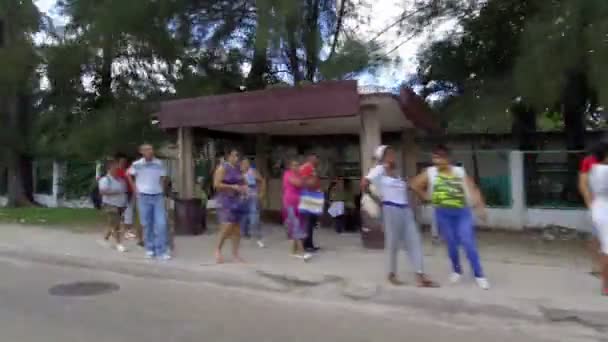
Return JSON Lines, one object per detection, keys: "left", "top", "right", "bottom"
{"left": 154, "top": 80, "right": 441, "bottom": 247}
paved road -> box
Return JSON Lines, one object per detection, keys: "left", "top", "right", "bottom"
{"left": 0, "top": 256, "right": 597, "bottom": 342}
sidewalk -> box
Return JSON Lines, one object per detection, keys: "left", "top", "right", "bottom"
{"left": 0, "top": 223, "right": 605, "bottom": 328}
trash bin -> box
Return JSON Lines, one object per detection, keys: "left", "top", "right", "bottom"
{"left": 174, "top": 198, "right": 206, "bottom": 236}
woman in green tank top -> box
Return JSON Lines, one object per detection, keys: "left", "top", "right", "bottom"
{"left": 411, "top": 144, "right": 490, "bottom": 290}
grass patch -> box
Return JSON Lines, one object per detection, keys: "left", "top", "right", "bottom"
{"left": 0, "top": 207, "right": 104, "bottom": 232}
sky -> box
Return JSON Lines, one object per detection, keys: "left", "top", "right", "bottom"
{"left": 33, "top": 0, "right": 456, "bottom": 89}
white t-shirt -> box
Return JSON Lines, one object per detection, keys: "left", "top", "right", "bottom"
{"left": 365, "top": 165, "right": 408, "bottom": 205}
{"left": 128, "top": 158, "right": 167, "bottom": 195}
{"left": 98, "top": 175, "right": 127, "bottom": 208}
{"left": 590, "top": 164, "right": 608, "bottom": 201}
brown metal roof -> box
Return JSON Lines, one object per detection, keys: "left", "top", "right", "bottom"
{"left": 155, "top": 80, "right": 441, "bottom": 133}
{"left": 157, "top": 80, "right": 360, "bottom": 129}
{"left": 398, "top": 87, "right": 441, "bottom": 132}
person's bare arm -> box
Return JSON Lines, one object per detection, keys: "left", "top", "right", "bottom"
{"left": 579, "top": 172, "right": 593, "bottom": 208}
{"left": 256, "top": 171, "right": 267, "bottom": 199}
{"left": 126, "top": 174, "right": 138, "bottom": 194}
{"left": 465, "top": 176, "right": 485, "bottom": 209}
{"left": 409, "top": 171, "right": 430, "bottom": 202}
{"left": 288, "top": 173, "right": 303, "bottom": 187}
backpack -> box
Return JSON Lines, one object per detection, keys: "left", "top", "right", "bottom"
{"left": 90, "top": 174, "right": 106, "bottom": 210}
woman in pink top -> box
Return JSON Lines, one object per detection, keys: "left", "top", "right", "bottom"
{"left": 282, "top": 160, "right": 311, "bottom": 261}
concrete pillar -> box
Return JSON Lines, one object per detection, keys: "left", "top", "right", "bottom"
{"left": 359, "top": 107, "right": 381, "bottom": 174}
{"left": 255, "top": 134, "right": 270, "bottom": 207}
{"left": 52, "top": 161, "right": 65, "bottom": 208}
{"left": 509, "top": 151, "right": 526, "bottom": 230}
{"left": 177, "top": 127, "right": 195, "bottom": 199}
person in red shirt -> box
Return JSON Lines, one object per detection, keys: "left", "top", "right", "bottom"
{"left": 579, "top": 145, "right": 602, "bottom": 277}
{"left": 299, "top": 154, "right": 321, "bottom": 252}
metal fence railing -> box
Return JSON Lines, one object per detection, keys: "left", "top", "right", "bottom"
{"left": 523, "top": 151, "right": 586, "bottom": 209}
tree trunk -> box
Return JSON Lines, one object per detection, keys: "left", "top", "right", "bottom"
{"left": 511, "top": 102, "right": 538, "bottom": 205}
{"left": 286, "top": 19, "right": 302, "bottom": 84}
{"left": 303, "top": 0, "right": 321, "bottom": 81}
{"left": 246, "top": 0, "right": 271, "bottom": 90}
{"left": 561, "top": 69, "right": 589, "bottom": 204}
{"left": 5, "top": 93, "right": 30, "bottom": 207}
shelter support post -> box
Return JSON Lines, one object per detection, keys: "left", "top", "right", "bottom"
{"left": 255, "top": 134, "right": 270, "bottom": 206}
{"left": 359, "top": 107, "right": 381, "bottom": 174}
{"left": 177, "top": 127, "right": 195, "bottom": 199}
{"left": 359, "top": 107, "right": 384, "bottom": 249}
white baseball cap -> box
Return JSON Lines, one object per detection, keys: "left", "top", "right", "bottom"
{"left": 374, "top": 145, "right": 388, "bottom": 160}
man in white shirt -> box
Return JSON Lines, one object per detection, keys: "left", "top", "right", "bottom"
{"left": 127, "top": 144, "right": 170, "bottom": 260}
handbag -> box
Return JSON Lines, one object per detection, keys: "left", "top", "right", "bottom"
{"left": 298, "top": 190, "right": 325, "bottom": 216}
{"left": 360, "top": 184, "right": 381, "bottom": 219}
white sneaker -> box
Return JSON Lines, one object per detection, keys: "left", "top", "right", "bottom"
{"left": 158, "top": 254, "right": 172, "bottom": 261}
{"left": 145, "top": 251, "right": 155, "bottom": 259}
{"left": 256, "top": 240, "right": 266, "bottom": 248}
{"left": 449, "top": 272, "right": 462, "bottom": 284}
{"left": 475, "top": 277, "right": 490, "bottom": 290}
{"left": 116, "top": 244, "right": 127, "bottom": 253}
{"left": 302, "top": 253, "right": 312, "bottom": 262}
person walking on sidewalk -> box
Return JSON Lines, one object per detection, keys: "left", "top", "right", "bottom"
{"left": 361, "top": 145, "right": 438, "bottom": 287}
{"left": 213, "top": 149, "right": 247, "bottom": 263}
{"left": 579, "top": 142, "right": 606, "bottom": 278}
{"left": 127, "top": 144, "right": 170, "bottom": 261}
{"left": 240, "top": 159, "right": 267, "bottom": 248}
{"left": 410, "top": 144, "right": 490, "bottom": 290}
{"left": 588, "top": 141, "right": 608, "bottom": 295}
{"left": 98, "top": 159, "right": 128, "bottom": 253}
{"left": 282, "top": 160, "right": 311, "bottom": 261}
{"left": 300, "top": 154, "right": 322, "bottom": 252}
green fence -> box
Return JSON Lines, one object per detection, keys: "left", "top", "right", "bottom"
{"left": 523, "top": 150, "right": 586, "bottom": 209}
{"left": 63, "top": 161, "right": 97, "bottom": 199}
{"left": 34, "top": 160, "right": 54, "bottom": 195}
{"left": 0, "top": 167, "right": 6, "bottom": 195}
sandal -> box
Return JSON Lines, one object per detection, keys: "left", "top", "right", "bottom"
{"left": 388, "top": 273, "right": 405, "bottom": 286}
{"left": 416, "top": 275, "right": 440, "bottom": 288}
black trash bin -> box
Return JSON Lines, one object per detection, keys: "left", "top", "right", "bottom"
{"left": 174, "top": 198, "right": 206, "bottom": 236}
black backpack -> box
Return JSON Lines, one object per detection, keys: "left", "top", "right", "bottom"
{"left": 90, "top": 174, "right": 105, "bottom": 210}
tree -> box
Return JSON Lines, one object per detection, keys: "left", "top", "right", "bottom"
{"left": 415, "top": 0, "right": 541, "bottom": 139}
{"left": 514, "top": 0, "right": 608, "bottom": 151}
{"left": 0, "top": 1, "right": 41, "bottom": 206}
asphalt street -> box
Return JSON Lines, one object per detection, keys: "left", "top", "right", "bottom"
{"left": 0, "top": 256, "right": 597, "bottom": 342}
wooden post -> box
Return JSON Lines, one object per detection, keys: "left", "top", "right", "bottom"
{"left": 177, "top": 127, "right": 195, "bottom": 199}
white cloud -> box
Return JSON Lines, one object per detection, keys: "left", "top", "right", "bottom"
{"left": 351, "top": 0, "right": 458, "bottom": 87}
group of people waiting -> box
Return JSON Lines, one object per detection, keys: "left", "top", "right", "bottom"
{"left": 97, "top": 142, "right": 493, "bottom": 290}
{"left": 97, "top": 144, "right": 172, "bottom": 260}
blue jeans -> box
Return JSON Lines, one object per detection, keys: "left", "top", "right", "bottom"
{"left": 240, "top": 197, "right": 261, "bottom": 239}
{"left": 435, "top": 207, "right": 484, "bottom": 278}
{"left": 137, "top": 194, "right": 168, "bottom": 257}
